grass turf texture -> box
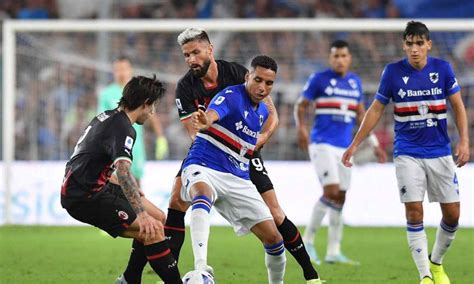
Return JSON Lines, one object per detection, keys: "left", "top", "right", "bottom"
{"left": 1, "top": 226, "right": 472, "bottom": 283}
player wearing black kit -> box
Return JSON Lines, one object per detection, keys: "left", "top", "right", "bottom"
{"left": 61, "top": 76, "right": 182, "bottom": 284}
{"left": 163, "top": 28, "right": 320, "bottom": 283}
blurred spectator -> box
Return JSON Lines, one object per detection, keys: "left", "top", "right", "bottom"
{"left": 17, "top": 0, "right": 57, "bottom": 19}
{"left": 2, "top": 0, "right": 473, "bottom": 162}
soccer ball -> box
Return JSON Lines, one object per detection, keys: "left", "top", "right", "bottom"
{"left": 182, "top": 270, "right": 215, "bottom": 284}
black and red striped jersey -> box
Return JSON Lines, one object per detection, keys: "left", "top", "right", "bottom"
{"left": 175, "top": 60, "right": 247, "bottom": 121}
{"left": 61, "top": 109, "right": 135, "bottom": 207}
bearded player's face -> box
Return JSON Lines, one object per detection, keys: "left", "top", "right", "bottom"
{"left": 181, "top": 40, "right": 213, "bottom": 78}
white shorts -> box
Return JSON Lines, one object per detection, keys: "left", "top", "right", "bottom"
{"left": 394, "top": 155, "right": 460, "bottom": 203}
{"left": 181, "top": 164, "right": 273, "bottom": 236}
{"left": 309, "top": 143, "right": 351, "bottom": 191}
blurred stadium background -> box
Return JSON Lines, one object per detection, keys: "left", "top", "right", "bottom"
{"left": 0, "top": 1, "right": 473, "bottom": 283}
{"left": 1, "top": 0, "right": 473, "bottom": 162}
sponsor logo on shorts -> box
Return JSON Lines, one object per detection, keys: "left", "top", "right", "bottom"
{"left": 400, "top": 186, "right": 407, "bottom": 195}
{"left": 118, "top": 210, "right": 129, "bottom": 220}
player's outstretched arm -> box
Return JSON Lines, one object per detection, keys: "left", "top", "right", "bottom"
{"left": 256, "top": 96, "right": 279, "bottom": 150}
{"left": 294, "top": 97, "right": 311, "bottom": 151}
{"left": 448, "top": 92, "right": 470, "bottom": 167}
{"left": 342, "top": 100, "right": 385, "bottom": 167}
{"left": 191, "top": 109, "right": 219, "bottom": 131}
{"left": 115, "top": 160, "right": 159, "bottom": 240}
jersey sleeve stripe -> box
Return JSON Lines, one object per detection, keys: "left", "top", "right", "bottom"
{"left": 179, "top": 113, "right": 193, "bottom": 121}
{"left": 374, "top": 93, "right": 390, "bottom": 105}
{"left": 113, "top": 157, "right": 132, "bottom": 166}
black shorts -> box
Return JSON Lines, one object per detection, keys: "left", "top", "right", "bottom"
{"left": 64, "top": 183, "right": 137, "bottom": 238}
{"left": 250, "top": 151, "right": 274, "bottom": 194}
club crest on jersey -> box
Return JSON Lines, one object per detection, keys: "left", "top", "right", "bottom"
{"left": 429, "top": 72, "right": 439, "bottom": 83}
{"left": 124, "top": 136, "right": 134, "bottom": 150}
{"left": 402, "top": 76, "right": 409, "bottom": 84}
{"left": 330, "top": 78, "right": 337, "bottom": 86}
{"left": 259, "top": 115, "right": 264, "bottom": 126}
{"left": 117, "top": 210, "right": 129, "bottom": 220}
{"left": 417, "top": 103, "right": 429, "bottom": 116}
{"left": 348, "top": 78, "right": 357, "bottom": 89}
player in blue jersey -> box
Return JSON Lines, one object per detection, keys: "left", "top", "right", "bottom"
{"left": 342, "top": 21, "right": 469, "bottom": 284}
{"left": 166, "top": 28, "right": 320, "bottom": 283}
{"left": 182, "top": 55, "right": 316, "bottom": 284}
{"left": 294, "top": 40, "right": 387, "bottom": 265}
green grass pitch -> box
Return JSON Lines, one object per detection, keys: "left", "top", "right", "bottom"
{"left": 1, "top": 226, "right": 473, "bottom": 283}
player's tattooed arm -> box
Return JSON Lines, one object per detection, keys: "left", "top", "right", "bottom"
{"left": 256, "top": 96, "right": 279, "bottom": 149}
{"left": 115, "top": 160, "right": 145, "bottom": 214}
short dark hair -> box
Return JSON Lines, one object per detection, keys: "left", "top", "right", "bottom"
{"left": 118, "top": 75, "right": 165, "bottom": 111}
{"left": 177, "top": 28, "right": 211, "bottom": 46}
{"left": 250, "top": 55, "right": 278, "bottom": 73}
{"left": 330, "top": 40, "right": 350, "bottom": 52}
{"left": 403, "top": 21, "right": 430, "bottom": 40}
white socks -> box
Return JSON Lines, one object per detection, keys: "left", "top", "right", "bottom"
{"left": 190, "top": 195, "right": 212, "bottom": 271}
{"left": 303, "top": 197, "right": 330, "bottom": 244}
{"left": 264, "top": 241, "right": 286, "bottom": 284}
{"left": 407, "top": 222, "right": 431, "bottom": 279}
{"left": 327, "top": 207, "right": 343, "bottom": 257}
{"left": 431, "top": 220, "right": 458, "bottom": 264}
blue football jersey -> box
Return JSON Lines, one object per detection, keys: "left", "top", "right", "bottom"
{"left": 183, "top": 84, "right": 269, "bottom": 179}
{"left": 302, "top": 69, "right": 363, "bottom": 148}
{"left": 374, "top": 57, "right": 460, "bottom": 158}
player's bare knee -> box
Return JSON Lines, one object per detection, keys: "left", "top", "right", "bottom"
{"left": 442, "top": 211, "right": 459, "bottom": 224}
{"left": 264, "top": 230, "right": 283, "bottom": 245}
{"left": 189, "top": 182, "right": 213, "bottom": 200}
{"left": 323, "top": 184, "right": 340, "bottom": 202}
{"left": 440, "top": 202, "right": 460, "bottom": 224}
{"left": 405, "top": 208, "right": 423, "bottom": 223}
